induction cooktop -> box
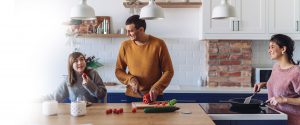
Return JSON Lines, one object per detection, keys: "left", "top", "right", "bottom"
{"left": 199, "top": 103, "right": 280, "bottom": 114}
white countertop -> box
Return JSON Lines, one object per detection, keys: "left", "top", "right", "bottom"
{"left": 106, "top": 85, "right": 268, "bottom": 94}
{"left": 205, "top": 106, "right": 287, "bottom": 120}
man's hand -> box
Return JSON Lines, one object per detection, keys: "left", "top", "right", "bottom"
{"left": 149, "top": 88, "right": 159, "bottom": 101}
{"left": 266, "top": 96, "right": 288, "bottom": 106}
{"left": 129, "top": 77, "right": 139, "bottom": 93}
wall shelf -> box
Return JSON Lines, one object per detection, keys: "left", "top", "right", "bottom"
{"left": 67, "top": 33, "right": 127, "bottom": 38}
{"left": 123, "top": 2, "right": 202, "bottom": 8}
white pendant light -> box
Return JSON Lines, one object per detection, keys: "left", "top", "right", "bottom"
{"left": 71, "top": 0, "right": 96, "bottom": 20}
{"left": 212, "top": 0, "right": 235, "bottom": 19}
{"left": 140, "top": 0, "right": 164, "bottom": 20}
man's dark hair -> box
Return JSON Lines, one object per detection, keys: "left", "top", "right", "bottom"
{"left": 125, "top": 15, "right": 146, "bottom": 31}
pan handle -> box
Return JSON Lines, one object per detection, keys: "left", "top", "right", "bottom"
{"left": 260, "top": 101, "right": 269, "bottom": 107}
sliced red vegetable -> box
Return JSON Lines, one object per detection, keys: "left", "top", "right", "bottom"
{"left": 143, "top": 93, "right": 152, "bottom": 104}
{"left": 162, "top": 102, "right": 167, "bottom": 106}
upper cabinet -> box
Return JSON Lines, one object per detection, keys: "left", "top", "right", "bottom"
{"left": 200, "top": 0, "right": 300, "bottom": 40}
{"left": 202, "top": 0, "right": 238, "bottom": 33}
{"left": 235, "top": 0, "right": 266, "bottom": 33}
{"left": 269, "top": 0, "right": 300, "bottom": 34}
{"left": 203, "top": 0, "right": 265, "bottom": 34}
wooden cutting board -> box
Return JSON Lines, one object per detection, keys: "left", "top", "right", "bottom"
{"left": 132, "top": 102, "right": 168, "bottom": 109}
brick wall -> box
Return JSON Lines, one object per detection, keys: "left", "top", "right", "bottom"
{"left": 207, "top": 40, "right": 252, "bottom": 87}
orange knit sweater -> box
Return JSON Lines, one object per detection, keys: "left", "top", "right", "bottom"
{"left": 115, "top": 35, "right": 174, "bottom": 98}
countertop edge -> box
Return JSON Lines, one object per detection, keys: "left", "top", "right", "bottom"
{"left": 107, "top": 86, "right": 268, "bottom": 94}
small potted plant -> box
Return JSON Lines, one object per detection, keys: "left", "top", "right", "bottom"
{"left": 85, "top": 55, "right": 103, "bottom": 69}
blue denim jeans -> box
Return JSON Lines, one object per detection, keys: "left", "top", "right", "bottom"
{"left": 125, "top": 95, "right": 164, "bottom": 103}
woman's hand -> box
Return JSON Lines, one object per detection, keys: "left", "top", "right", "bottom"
{"left": 266, "top": 96, "right": 287, "bottom": 106}
{"left": 82, "top": 73, "right": 91, "bottom": 85}
{"left": 253, "top": 82, "right": 267, "bottom": 92}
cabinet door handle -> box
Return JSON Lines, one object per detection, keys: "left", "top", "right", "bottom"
{"left": 297, "top": 21, "right": 299, "bottom": 31}
{"left": 232, "top": 21, "right": 235, "bottom": 31}
{"left": 237, "top": 21, "right": 240, "bottom": 31}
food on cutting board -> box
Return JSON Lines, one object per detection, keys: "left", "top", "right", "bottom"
{"left": 144, "top": 106, "right": 180, "bottom": 113}
{"left": 143, "top": 93, "right": 152, "bottom": 104}
{"left": 168, "top": 99, "right": 176, "bottom": 106}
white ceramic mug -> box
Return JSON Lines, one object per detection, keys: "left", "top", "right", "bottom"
{"left": 42, "top": 100, "right": 58, "bottom": 116}
{"left": 70, "top": 101, "right": 87, "bottom": 116}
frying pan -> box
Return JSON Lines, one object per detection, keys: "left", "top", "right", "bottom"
{"left": 220, "top": 98, "right": 267, "bottom": 110}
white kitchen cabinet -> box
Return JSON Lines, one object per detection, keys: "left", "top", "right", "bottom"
{"left": 269, "top": 0, "right": 300, "bottom": 34}
{"left": 235, "top": 0, "right": 266, "bottom": 33}
{"left": 202, "top": 0, "right": 266, "bottom": 35}
{"left": 202, "top": 0, "right": 237, "bottom": 34}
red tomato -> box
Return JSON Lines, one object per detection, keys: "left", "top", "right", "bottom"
{"left": 132, "top": 108, "right": 137, "bottom": 113}
{"left": 113, "top": 108, "right": 118, "bottom": 113}
{"left": 108, "top": 109, "right": 112, "bottom": 113}
{"left": 118, "top": 108, "right": 123, "bottom": 113}
{"left": 106, "top": 109, "right": 112, "bottom": 114}
{"left": 82, "top": 73, "right": 87, "bottom": 79}
{"left": 143, "top": 93, "right": 152, "bottom": 104}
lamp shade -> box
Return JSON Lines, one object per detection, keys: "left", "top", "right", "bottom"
{"left": 140, "top": 0, "right": 164, "bottom": 20}
{"left": 212, "top": 0, "right": 235, "bottom": 19}
{"left": 71, "top": 0, "right": 96, "bottom": 20}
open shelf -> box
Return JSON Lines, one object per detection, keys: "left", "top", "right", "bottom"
{"left": 123, "top": 2, "right": 202, "bottom": 8}
{"left": 67, "top": 33, "right": 127, "bottom": 38}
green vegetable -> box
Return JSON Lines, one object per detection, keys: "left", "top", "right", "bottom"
{"left": 168, "top": 99, "right": 177, "bottom": 106}
{"left": 144, "top": 106, "right": 180, "bottom": 113}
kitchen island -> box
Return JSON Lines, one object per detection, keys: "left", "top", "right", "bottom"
{"left": 26, "top": 103, "right": 215, "bottom": 125}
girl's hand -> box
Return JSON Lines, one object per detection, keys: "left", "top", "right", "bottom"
{"left": 266, "top": 96, "right": 287, "bottom": 106}
{"left": 82, "top": 73, "right": 91, "bottom": 85}
{"left": 253, "top": 82, "right": 267, "bottom": 92}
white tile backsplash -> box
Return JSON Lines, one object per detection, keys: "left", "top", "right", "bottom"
{"left": 67, "top": 37, "right": 207, "bottom": 87}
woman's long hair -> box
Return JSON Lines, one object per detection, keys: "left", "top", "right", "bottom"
{"left": 270, "top": 34, "right": 299, "bottom": 65}
{"left": 67, "top": 52, "right": 90, "bottom": 86}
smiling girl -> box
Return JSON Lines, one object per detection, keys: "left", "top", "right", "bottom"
{"left": 254, "top": 34, "right": 300, "bottom": 125}
{"left": 44, "top": 52, "right": 106, "bottom": 103}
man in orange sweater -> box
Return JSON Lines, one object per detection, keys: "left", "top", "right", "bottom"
{"left": 115, "top": 15, "right": 174, "bottom": 102}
